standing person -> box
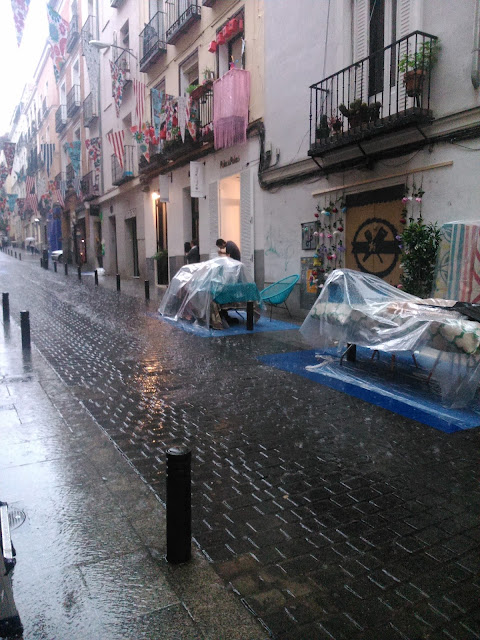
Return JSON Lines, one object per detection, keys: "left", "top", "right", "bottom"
{"left": 185, "top": 239, "right": 200, "bottom": 264}
{"left": 216, "top": 238, "right": 241, "bottom": 261}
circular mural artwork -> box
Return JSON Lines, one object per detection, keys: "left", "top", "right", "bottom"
{"left": 351, "top": 217, "right": 401, "bottom": 278}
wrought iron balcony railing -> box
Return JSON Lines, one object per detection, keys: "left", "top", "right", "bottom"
{"left": 309, "top": 31, "right": 438, "bottom": 157}
{"left": 111, "top": 146, "right": 135, "bottom": 185}
{"left": 83, "top": 92, "right": 98, "bottom": 127}
{"left": 114, "top": 50, "right": 131, "bottom": 77}
{"left": 67, "top": 84, "right": 81, "bottom": 117}
{"left": 165, "top": 0, "right": 201, "bottom": 45}
{"left": 81, "top": 15, "right": 97, "bottom": 50}
{"left": 139, "top": 11, "right": 167, "bottom": 72}
{"left": 55, "top": 105, "right": 67, "bottom": 133}
{"left": 66, "top": 13, "right": 80, "bottom": 52}
{"left": 192, "top": 83, "right": 214, "bottom": 141}
{"left": 80, "top": 171, "right": 100, "bottom": 201}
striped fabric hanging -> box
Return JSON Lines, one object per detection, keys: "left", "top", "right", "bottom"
{"left": 107, "top": 130, "right": 125, "bottom": 168}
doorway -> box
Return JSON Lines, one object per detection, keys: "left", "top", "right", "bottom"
{"left": 345, "top": 185, "right": 404, "bottom": 287}
{"left": 155, "top": 199, "right": 168, "bottom": 284}
{"left": 126, "top": 217, "right": 140, "bottom": 277}
{"left": 109, "top": 215, "right": 118, "bottom": 274}
{"left": 74, "top": 218, "right": 86, "bottom": 265}
{"left": 218, "top": 174, "right": 240, "bottom": 251}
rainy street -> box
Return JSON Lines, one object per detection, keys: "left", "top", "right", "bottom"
{"left": 1, "top": 251, "right": 480, "bottom": 640}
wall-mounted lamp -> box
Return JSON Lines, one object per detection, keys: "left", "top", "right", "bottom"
{"left": 89, "top": 40, "right": 138, "bottom": 61}
{"left": 151, "top": 192, "right": 159, "bottom": 200}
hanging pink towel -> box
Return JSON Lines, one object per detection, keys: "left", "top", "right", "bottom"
{"left": 213, "top": 68, "right": 250, "bottom": 150}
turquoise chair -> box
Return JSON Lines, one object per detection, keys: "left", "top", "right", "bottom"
{"left": 260, "top": 275, "right": 299, "bottom": 320}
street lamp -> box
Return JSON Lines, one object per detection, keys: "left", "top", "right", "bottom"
{"left": 89, "top": 40, "right": 138, "bottom": 60}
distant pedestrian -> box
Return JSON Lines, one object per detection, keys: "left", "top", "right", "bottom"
{"left": 216, "top": 238, "right": 241, "bottom": 261}
{"left": 185, "top": 239, "right": 200, "bottom": 264}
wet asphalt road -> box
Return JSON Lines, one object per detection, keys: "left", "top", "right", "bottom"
{"left": 1, "top": 252, "right": 479, "bottom": 640}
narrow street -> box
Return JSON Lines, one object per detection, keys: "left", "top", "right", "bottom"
{"left": 1, "top": 251, "right": 480, "bottom": 640}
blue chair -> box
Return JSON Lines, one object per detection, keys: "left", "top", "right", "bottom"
{"left": 260, "top": 275, "right": 299, "bottom": 320}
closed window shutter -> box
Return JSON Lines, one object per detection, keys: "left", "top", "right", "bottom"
{"left": 240, "top": 169, "right": 254, "bottom": 280}
{"left": 209, "top": 181, "right": 219, "bottom": 258}
{"left": 397, "top": 0, "right": 412, "bottom": 106}
{"left": 353, "top": 0, "right": 369, "bottom": 101}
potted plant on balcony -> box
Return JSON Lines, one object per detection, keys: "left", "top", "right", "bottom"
{"left": 338, "top": 100, "right": 382, "bottom": 128}
{"left": 398, "top": 39, "right": 440, "bottom": 97}
{"left": 315, "top": 115, "right": 330, "bottom": 140}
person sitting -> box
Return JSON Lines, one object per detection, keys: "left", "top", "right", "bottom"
{"left": 185, "top": 239, "right": 200, "bottom": 264}
{"left": 216, "top": 238, "right": 241, "bottom": 261}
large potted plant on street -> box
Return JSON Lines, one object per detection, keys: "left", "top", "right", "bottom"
{"left": 398, "top": 39, "right": 440, "bottom": 97}
{"left": 398, "top": 216, "right": 441, "bottom": 297}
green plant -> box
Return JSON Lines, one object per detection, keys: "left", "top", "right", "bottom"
{"left": 152, "top": 249, "right": 168, "bottom": 260}
{"left": 185, "top": 83, "right": 199, "bottom": 94}
{"left": 398, "top": 217, "right": 441, "bottom": 297}
{"left": 338, "top": 100, "right": 381, "bottom": 123}
{"left": 202, "top": 67, "right": 215, "bottom": 82}
{"left": 316, "top": 114, "right": 330, "bottom": 139}
{"left": 398, "top": 39, "right": 440, "bottom": 73}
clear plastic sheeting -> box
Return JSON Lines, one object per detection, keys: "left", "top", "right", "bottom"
{"left": 300, "top": 269, "right": 480, "bottom": 408}
{"left": 159, "top": 257, "right": 261, "bottom": 329}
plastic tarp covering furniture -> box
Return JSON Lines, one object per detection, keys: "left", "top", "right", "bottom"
{"left": 159, "top": 257, "right": 261, "bottom": 329}
{"left": 300, "top": 269, "right": 480, "bottom": 408}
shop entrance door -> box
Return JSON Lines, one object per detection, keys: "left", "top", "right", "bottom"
{"left": 345, "top": 186, "right": 404, "bottom": 287}
{"left": 126, "top": 217, "right": 140, "bottom": 277}
{"left": 155, "top": 200, "right": 168, "bottom": 284}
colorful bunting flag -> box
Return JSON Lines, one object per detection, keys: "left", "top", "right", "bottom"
{"left": 133, "top": 79, "right": 146, "bottom": 129}
{"left": 63, "top": 141, "right": 82, "bottom": 175}
{"left": 0, "top": 165, "right": 9, "bottom": 190}
{"left": 7, "top": 194, "right": 18, "bottom": 213}
{"left": 110, "top": 61, "right": 126, "bottom": 117}
{"left": 47, "top": 5, "right": 69, "bottom": 82}
{"left": 40, "top": 143, "right": 55, "bottom": 177}
{"left": 2, "top": 143, "right": 16, "bottom": 173}
{"left": 11, "top": 0, "right": 31, "bottom": 47}
{"left": 107, "top": 130, "right": 125, "bottom": 168}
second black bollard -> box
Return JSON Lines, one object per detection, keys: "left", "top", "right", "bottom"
{"left": 166, "top": 446, "right": 191, "bottom": 564}
{"left": 144, "top": 280, "right": 150, "bottom": 300}
{"left": 77, "top": 266, "right": 81, "bottom": 280}
{"left": 94, "top": 269, "right": 98, "bottom": 286}
{"left": 64, "top": 262, "right": 68, "bottom": 276}
{"left": 20, "top": 311, "right": 30, "bottom": 350}
{"left": 53, "top": 261, "right": 57, "bottom": 273}
{"left": 116, "top": 274, "right": 121, "bottom": 291}
{"left": 2, "top": 293, "right": 9, "bottom": 323}
{"left": 246, "top": 301, "right": 254, "bottom": 331}
{"left": 19, "top": 253, "right": 21, "bottom": 261}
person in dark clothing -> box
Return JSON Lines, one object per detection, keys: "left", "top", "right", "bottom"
{"left": 216, "top": 238, "right": 241, "bottom": 261}
{"left": 185, "top": 239, "right": 200, "bottom": 264}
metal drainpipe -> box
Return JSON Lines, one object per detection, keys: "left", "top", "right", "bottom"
{"left": 472, "top": 0, "right": 480, "bottom": 89}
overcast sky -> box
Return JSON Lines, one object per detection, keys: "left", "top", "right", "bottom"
{"left": 0, "top": 0, "right": 48, "bottom": 135}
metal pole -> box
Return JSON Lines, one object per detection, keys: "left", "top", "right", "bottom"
{"left": 77, "top": 266, "right": 82, "bottom": 280}
{"left": 20, "top": 311, "right": 30, "bottom": 350}
{"left": 94, "top": 269, "right": 98, "bottom": 286}
{"left": 14, "top": 252, "right": 17, "bottom": 259}
{"left": 116, "top": 274, "right": 121, "bottom": 291}
{"left": 2, "top": 293, "right": 9, "bottom": 323}
{"left": 64, "top": 262, "right": 68, "bottom": 276}
{"left": 166, "top": 445, "right": 191, "bottom": 564}
{"left": 54, "top": 261, "right": 57, "bottom": 273}
{"left": 19, "top": 253, "right": 21, "bottom": 261}
{"left": 40, "top": 258, "right": 43, "bottom": 268}
{"left": 246, "top": 301, "right": 254, "bottom": 331}
{"left": 144, "top": 280, "right": 150, "bottom": 300}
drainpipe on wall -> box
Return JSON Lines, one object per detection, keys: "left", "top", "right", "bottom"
{"left": 472, "top": 0, "right": 480, "bottom": 89}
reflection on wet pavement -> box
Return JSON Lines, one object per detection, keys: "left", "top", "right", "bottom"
{"left": 1, "top": 254, "right": 480, "bottom": 640}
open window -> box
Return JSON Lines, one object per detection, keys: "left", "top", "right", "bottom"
{"left": 216, "top": 10, "right": 244, "bottom": 78}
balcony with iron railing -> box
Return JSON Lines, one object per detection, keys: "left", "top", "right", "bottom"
{"left": 114, "top": 50, "right": 132, "bottom": 80}
{"left": 66, "top": 13, "right": 80, "bottom": 52}
{"left": 81, "top": 15, "right": 97, "bottom": 49}
{"left": 112, "top": 146, "right": 136, "bottom": 185}
{"left": 80, "top": 170, "right": 100, "bottom": 201}
{"left": 83, "top": 92, "right": 98, "bottom": 127}
{"left": 139, "top": 11, "right": 167, "bottom": 72}
{"left": 110, "top": 0, "right": 123, "bottom": 7}
{"left": 309, "top": 31, "right": 438, "bottom": 161}
{"left": 165, "top": 0, "right": 201, "bottom": 45}
{"left": 55, "top": 105, "right": 67, "bottom": 133}
{"left": 67, "top": 85, "right": 81, "bottom": 117}
{"left": 66, "top": 163, "right": 75, "bottom": 185}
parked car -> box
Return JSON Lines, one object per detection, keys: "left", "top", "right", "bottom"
{"left": 51, "top": 250, "right": 63, "bottom": 262}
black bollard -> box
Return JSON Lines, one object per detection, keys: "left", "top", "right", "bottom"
{"left": 2, "top": 293, "right": 9, "bottom": 323}
{"left": 53, "top": 261, "right": 57, "bottom": 273}
{"left": 144, "top": 280, "right": 150, "bottom": 300}
{"left": 116, "top": 274, "right": 121, "bottom": 291}
{"left": 19, "top": 253, "right": 21, "bottom": 261}
{"left": 246, "top": 301, "right": 254, "bottom": 331}
{"left": 20, "top": 311, "right": 30, "bottom": 350}
{"left": 64, "top": 262, "right": 68, "bottom": 276}
{"left": 40, "top": 258, "right": 43, "bottom": 268}
{"left": 94, "top": 269, "right": 98, "bottom": 286}
{"left": 166, "top": 446, "right": 191, "bottom": 564}
{"left": 14, "top": 252, "right": 17, "bottom": 259}
{"left": 77, "top": 266, "right": 81, "bottom": 280}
